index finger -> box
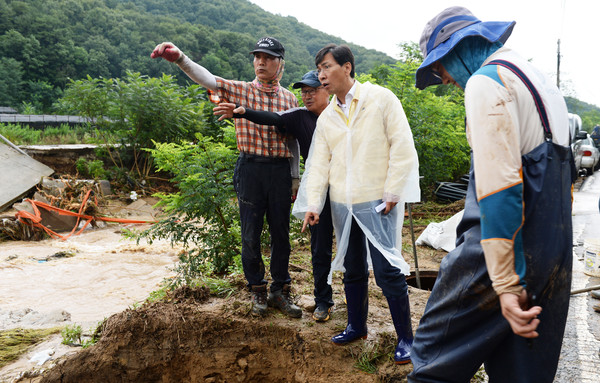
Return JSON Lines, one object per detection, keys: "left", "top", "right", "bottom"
{"left": 302, "top": 219, "right": 309, "bottom": 232}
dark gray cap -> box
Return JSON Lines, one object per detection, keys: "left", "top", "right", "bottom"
{"left": 293, "top": 70, "right": 321, "bottom": 88}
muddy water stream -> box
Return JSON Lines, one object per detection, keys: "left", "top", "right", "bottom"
{"left": 0, "top": 224, "right": 180, "bottom": 330}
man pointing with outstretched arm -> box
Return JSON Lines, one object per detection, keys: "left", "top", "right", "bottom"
{"left": 151, "top": 37, "right": 302, "bottom": 319}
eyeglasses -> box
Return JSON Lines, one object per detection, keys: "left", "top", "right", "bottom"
{"left": 430, "top": 63, "right": 444, "bottom": 81}
{"left": 431, "top": 69, "right": 443, "bottom": 81}
{"left": 301, "top": 87, "right": 323, "bottom": 96}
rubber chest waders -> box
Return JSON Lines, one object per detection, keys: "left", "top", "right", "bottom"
{"left": 409, "top": 60, "right": 575, "bottom": 383}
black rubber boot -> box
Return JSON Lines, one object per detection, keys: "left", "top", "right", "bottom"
{"left": 250, "top": 284, "right": 268, "bottom": 316}
{"left": 387, "top": 294, "right": 413, "bottom": 364}
{"left": 267, "top": 284, "right": 302, "bottom": 318}
{"left": 313, "top": 304, "right": 333, "bottom": 322}
{"left": 331, "top": 282, "right": 368, "bottom": 344}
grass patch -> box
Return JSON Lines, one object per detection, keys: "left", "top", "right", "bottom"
{"left": 350, "top": 340, "right": 390, "bottom": 374}
{"left": 0, "top": 327, "right": 61, "bottom": 368}
{"left": 198, "top": 276, "right": 236, "bottom": 298}
{"left": 0, "top": 123, "right": 94, "bottom": 145}
{"left": 60, "top": 324, "right": 83, "bottom": 346}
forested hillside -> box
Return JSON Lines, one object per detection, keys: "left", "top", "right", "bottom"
{"left": 0, "top": 0, "right": 395, "bottom": 112}
{"left": 566, "top": 96, "right": 600, "bottom": 131}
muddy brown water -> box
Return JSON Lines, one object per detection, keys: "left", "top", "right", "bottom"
{"left": 0, "top": 224, "right": 180, "bottom": 330}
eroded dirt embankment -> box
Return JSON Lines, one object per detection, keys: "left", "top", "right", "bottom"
{"left": 40, "top": 287, "right": 406, "bottom": 383}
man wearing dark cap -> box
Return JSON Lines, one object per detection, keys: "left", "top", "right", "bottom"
{"left": 409, "top": 7, "right": 573, "bottom": 383}
{"left": 213, "top": 70, "right": 335, "bottom": 321}
{"left": 151, "top": 37, "right": 301, "bottom": 318}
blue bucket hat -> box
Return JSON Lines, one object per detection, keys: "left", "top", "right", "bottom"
{"left": 416, "top": 6, "right": 515, "bottom": 90}
{"left": 292, "top": 70, "right": 321, "bottom": 88}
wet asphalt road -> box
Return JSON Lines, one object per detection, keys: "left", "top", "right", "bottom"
{"left": 555, "top": 174, "right": 600, "bottom": 382}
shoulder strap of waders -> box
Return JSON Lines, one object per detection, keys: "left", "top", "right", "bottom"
{"left": 487, "top": 60, "right": 552, "bottom": 140}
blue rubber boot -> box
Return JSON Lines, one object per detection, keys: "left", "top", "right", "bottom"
{"left": 331, "top": 282, "right": 368, "bottom": 344}
{"left": 387, "top": 294, "right": 413, "bottom": 364}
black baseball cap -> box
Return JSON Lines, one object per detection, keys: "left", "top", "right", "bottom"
{"left": 250, "top": 37, "right": 285, "bottom": 59}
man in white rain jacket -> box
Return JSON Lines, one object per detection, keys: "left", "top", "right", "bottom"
{"left": 293, "top": 44, "right": 420, "bottom": 364}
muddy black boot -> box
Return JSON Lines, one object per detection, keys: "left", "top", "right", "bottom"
{"left": 331, "top": 282, "right": 368, "bottom": 344}
{"left": 250, "top": 284, "right": 268, "bottom": 316}
{"left": 267, "top": 284, "right": 302, "bottom": 318}
{"left": 387, "top": 294, "right": 413, "bottom": 364}
{"left": 313, "top": 304, "right": 333, "bottom": 322}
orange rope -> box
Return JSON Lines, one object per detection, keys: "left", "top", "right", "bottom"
{"left": 15, "top": 190, "right": 154, "bottom": 240}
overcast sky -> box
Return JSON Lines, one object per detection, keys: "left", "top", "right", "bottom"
{"left": 248, "top": 0, "right": 597, "bottom": 107}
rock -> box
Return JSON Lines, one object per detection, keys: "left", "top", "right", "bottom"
{"left": 40, "top": 178, "right": 67, "bottom": 197}
{"left": 296, "top": 295, "right": 315, "bottom": 311}
{"left": 29, "top": 349, "right": 55, "bottom": 366}
{"left": 98, "top": 180, "right": 112, "bottom": 196}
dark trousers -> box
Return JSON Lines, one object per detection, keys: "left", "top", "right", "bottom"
{"left": 343, "top": 217, "right": 407, "bottom": 298}
{"left": 309, "top": 193, "right": 334, "bottom": 308}
{"left": 234, "top": 154, "right": 292, "bottom": 292}
{"left": 409, "top": 142, "right": 573, "bottom": 383}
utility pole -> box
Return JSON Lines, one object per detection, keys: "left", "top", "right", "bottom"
{"left": 556, "top": 39, "right": 561, "bottom": 90}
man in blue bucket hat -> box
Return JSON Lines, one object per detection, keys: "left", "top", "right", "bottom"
{"left": 409, "top": 6, "right": 575, "bottom": 383}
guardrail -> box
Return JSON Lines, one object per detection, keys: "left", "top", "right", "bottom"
{"left": 0, "top": 114, "right": 91, "bottom": 128}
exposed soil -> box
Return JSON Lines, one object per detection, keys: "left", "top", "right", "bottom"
{"left": 39, "top": 288, "right": 392, "bottom": 382}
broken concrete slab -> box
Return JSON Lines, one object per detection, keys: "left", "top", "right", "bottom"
{"left": 13, "top": 193, "right": 79, "bottom": 233}
{"left": 0, "top": 138, "right": 54, "bottom": 212}
{"left": 33, "top": 193, "right": 78, "bottom": 232}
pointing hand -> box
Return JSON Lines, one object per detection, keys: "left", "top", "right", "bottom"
{"left": 150, "top": 42, "right": 182, "bottom": 62}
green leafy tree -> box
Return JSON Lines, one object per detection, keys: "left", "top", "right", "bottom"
{"left": 566, "top": 96, "right": 600, "bottom": 132}
{"left": 58, "top": 71, "right": 206, "bottom": 179}
{"left": 110, "top": 71, "right": 204, "bottom": 178}
{"left": 23, "top": 80, "right": 61, "bottom": 112}
{"left": 133, "top": 129, "right": 240, "bottom": 282}
{"left": 0, "top": 29, "right": 43, "bottom": 81}
{"left": 0, "top": 57, "right": 23, "bottom": 107}
{"left": 0, "top": 0, "right": 398, "bottom": 110}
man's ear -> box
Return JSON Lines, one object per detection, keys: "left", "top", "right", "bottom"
{"left": 343, "top": 62, "right": 352, "bottom": 76}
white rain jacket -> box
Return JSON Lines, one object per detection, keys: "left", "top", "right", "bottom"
{"left": 292, "top": 81, "right": 420, "bottom": 282}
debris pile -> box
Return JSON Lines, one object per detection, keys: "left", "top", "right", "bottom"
{"left": 1, "top": 176, "right": 110, "bottom": 241}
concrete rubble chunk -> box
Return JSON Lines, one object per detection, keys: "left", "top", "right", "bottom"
{"left": 12, "top": 193, "right": 78, "bottom": 233}
{"left": 98, "top": 180, "right": 112, "bottom": 196}
{"left": 0, "top": 137, "right": 54, "bottom": 212}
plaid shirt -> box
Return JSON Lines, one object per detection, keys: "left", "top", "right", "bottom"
{"left": 215, "top": 78, "right": 298, "bottom": 157}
